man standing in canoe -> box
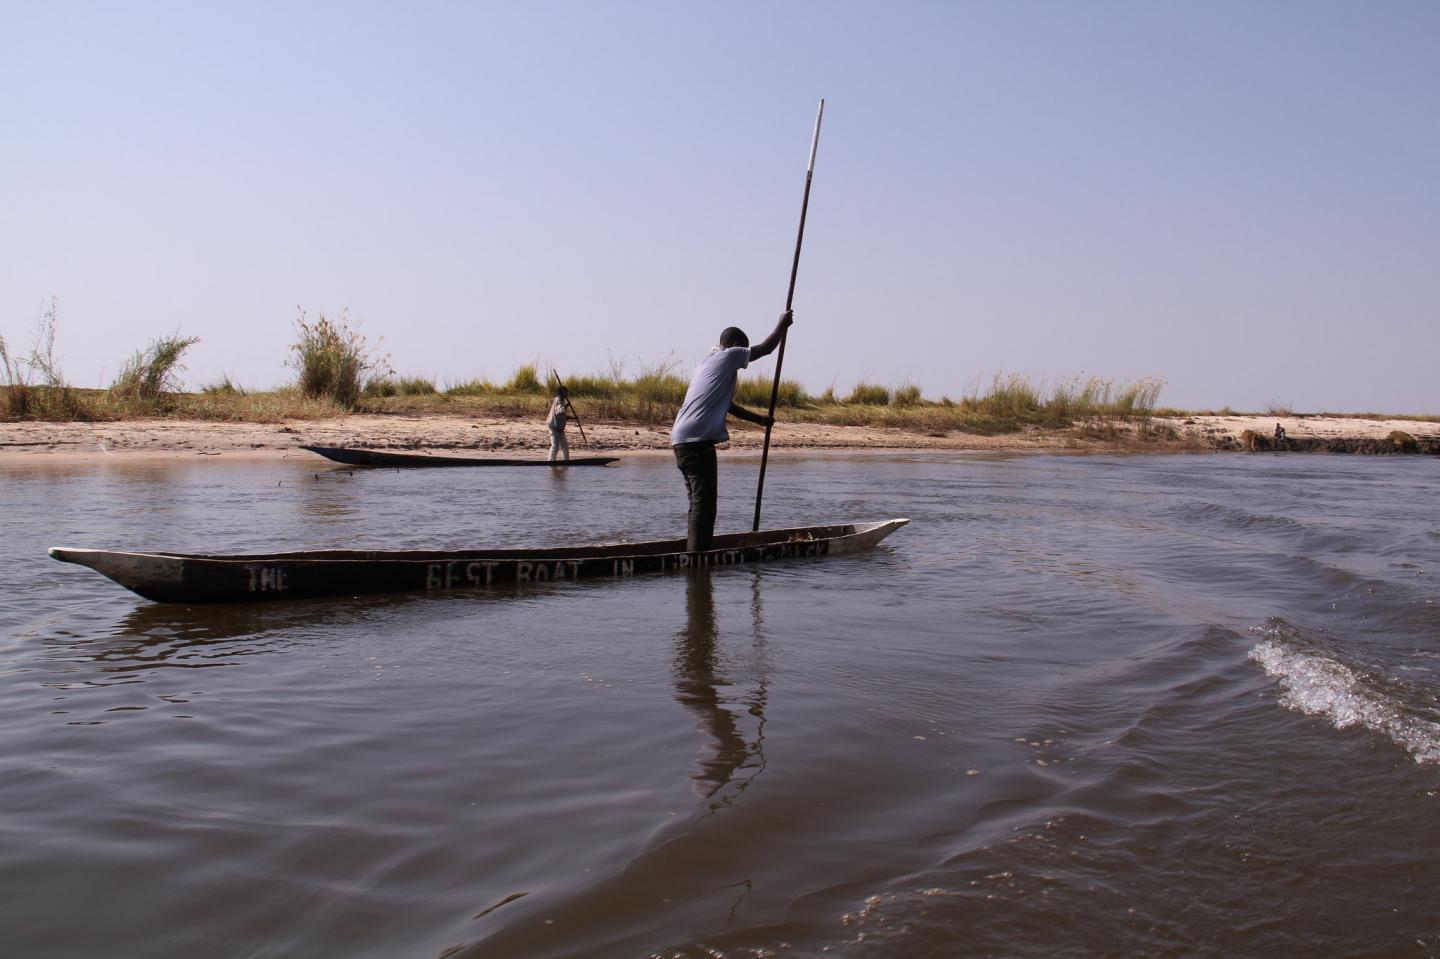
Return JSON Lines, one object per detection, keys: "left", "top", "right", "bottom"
{"left": 546, "top": 385, "right": 571, "bottom": 462}
{"left": 671, "top": 310, "right": 794, "bottom": 552}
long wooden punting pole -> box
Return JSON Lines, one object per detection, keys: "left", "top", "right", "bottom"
{"left": 753, "top": 98, "right": 824, "bottom": 531}
{"left": 551, "top": 370, "right": 589, "bottom": 445}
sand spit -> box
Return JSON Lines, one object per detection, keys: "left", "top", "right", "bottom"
{"left": 1, "top": 413, "right": 1436, "bottom": 463}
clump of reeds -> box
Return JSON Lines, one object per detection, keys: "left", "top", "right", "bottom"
{"left": 734, "top": 375, "right": 809, "bottom": 408}
{"left": 1, "top": 299, "right": 90, "bottom": 421}
{"left": 628, "top": 357, "right": 688, "bottom": 405}
{"left": 1114, "top": 379, "right": 1163, "bottom": 418}
{"left": 111, "top": 332, "right": 200, "bottom": 405}
{"left": 445, "top": 377, "right": 497, "bottom": 396}
{"left": 505, "top": 363, "right": 546, "bottom": 394}
{"left": 952, "top": 373, "right": 1165, "bottom": 432}
{"left": 845, "top": 382, "right": 891, "bottom": 405}
{"left": 966, "top": 372, "right": 1042, "bottom": 421}
{"left": 560, "top": 356, "right": 688, "bottom": 421}
{"left": 552, "top": 373, "right": 619, "bottom": 399}
{"left": 287, "top": 309, "right": 390, "bottom": 410}
{"left": 366, "top": 375, "right": 437, "bottom": 398}
{"left": 202, "top": 374, "right": 246, "bottom": 395}
{"left": 891, "top": 383, "right": 923, "bottom": 408}
{"left": 0, "top": 333, "right": 27, "bottom": 418}
{"left": 398, "top": 376, "right": 436, "bottom": 395}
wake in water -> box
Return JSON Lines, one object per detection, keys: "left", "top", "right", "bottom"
{"left": 1249, "top": 618, "right": 1440, "bottom": 765}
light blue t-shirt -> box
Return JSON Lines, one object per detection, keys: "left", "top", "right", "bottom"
{"left": 670, "top": 346, "right": 751, "bottom": 445}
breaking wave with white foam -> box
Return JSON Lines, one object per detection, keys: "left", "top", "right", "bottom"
{"left": 1249, "top": 620, "right": 1440, "bottom": 765}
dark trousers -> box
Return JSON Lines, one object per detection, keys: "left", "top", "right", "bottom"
{"left": 673, "top": 441, "right": 718, "bottom": 553}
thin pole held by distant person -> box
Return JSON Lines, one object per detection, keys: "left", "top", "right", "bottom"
{"left": 551, "top": 370, "right": 588, "bottom": 446}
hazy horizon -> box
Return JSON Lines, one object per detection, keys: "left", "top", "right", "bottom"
{"left": 4, "top": 2, "right": 1436, "bottom": 413}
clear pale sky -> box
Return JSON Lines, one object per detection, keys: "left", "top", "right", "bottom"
{"left": 3, "top": 1, "right": 1436, "bottom": 412}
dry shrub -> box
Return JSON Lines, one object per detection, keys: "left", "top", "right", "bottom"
{"left": 288, "top": 309, "right": 389, "bottom": 410}
{"left": 1388, "top": 430, "right": 1419, "bottom": 453}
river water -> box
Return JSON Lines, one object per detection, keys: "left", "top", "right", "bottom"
{"left": 1, "top": 451, "right": 1436, "bottom": 958}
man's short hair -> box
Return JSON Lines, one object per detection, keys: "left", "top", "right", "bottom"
{"left": 719, "top": 327, "right": 749, "bottom": 349}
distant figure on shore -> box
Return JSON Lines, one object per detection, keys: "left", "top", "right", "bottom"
{"left": 1274, "top": 422, "right": 1288, "bottom": 448}
{"left": 546, "top": 386, "right": 571, "bottom": 462}
{"left": 671, "top": 310, "right": 793, "bottom": 552}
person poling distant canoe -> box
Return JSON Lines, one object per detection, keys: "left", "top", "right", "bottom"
{"left": 546, "top": 385, "right": 572, "bottom": 462}
{"left": 671, "top": 310, "right": 794, "bottom": 552}
{"left": 547, "top": 370, "right": 590, "bottom": 462}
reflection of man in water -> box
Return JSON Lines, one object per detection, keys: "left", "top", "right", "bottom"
{"left": 673, "top": 571, "right": 764, "bottom": 805}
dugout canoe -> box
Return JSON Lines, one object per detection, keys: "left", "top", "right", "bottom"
{"left": 301, "top": 446, "right": 619, "bottom": 467}
{"left": 49, "top": 519, "right": 910, "bottom": 604}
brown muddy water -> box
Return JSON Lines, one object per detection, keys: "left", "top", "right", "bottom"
{"left": 1, "top": 452, "right": 1437, "bottom": 958}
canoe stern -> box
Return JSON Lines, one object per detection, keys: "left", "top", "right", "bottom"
{"left": 50, "top": 547, "right": 186, "bottom": 601}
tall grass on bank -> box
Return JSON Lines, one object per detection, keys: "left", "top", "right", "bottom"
{"left": 366, "top": 365, "right": 1167, "bottom": 436}
{"left": 892, "top": 383, "right": 923, "bottom": 408}
{"left": 764, "top": 373, "right": 1166, "bottom": 436}
{"left": 365, "top": 376, "right": 437, "bottom": 398}
{"left": 845, "top": 382, "right": 892, "bottom": 405}
{"left": 1, "top": 300, "right": 88, "bottom": 420}
{"left": 506, "top": 363, "right": 546, "bottom": 394}
{"left": 946, "top": 374, "right": 1164, "bottom": 432}
{"left": 445, "top": 377, "right": 497, "bottom": 397}
{"left": 111, "top": 333, "right": 200, "bottom": 405}
{"left": 288, "top": 309, "right": 390, "bottom": 410}
{"left": 734, "top": 374, "right": 808, "bottom": 409}
{"left": 0, "top": 302, "right": 346, "bottom": 423}
{"left": 558, "top": 358, "right": 688, "bottom": 422}
{"left": 202, "top": 374, "right": 246, "bottom": 396}
{"left": 0, "top": 333, "right": 29, "bottom": 417}
{"left": 2, "top": 303, "right": 1172, "bottom": 436}
{"left": 433, "top": 358, "right": 698, "bottom": 423}
{"left": 161, "top": 387, "right": 343, "bottom": 421}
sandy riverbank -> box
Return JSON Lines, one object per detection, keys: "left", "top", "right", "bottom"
{"left": 1, "top": 412, "right": 1436, "bottom": 464}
